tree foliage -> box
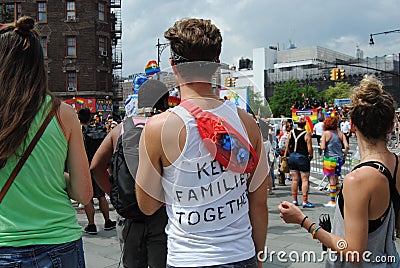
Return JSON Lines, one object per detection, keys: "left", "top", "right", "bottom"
{"left": 322, "top": 82, "right": 352, "bottom": 105}
{"left": 268, "top": 80, "right": 318, "bottom": 117}
{"left": 248, "top": 87, "right": 271, "bottom": 118}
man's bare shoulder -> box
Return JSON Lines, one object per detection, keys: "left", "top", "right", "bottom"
{"left": 236, "top": 108, "right": 259, "bottom": 132}
{"left": 236, "top": 108, "right": 260, "bottom": 148}
{"left": 144, "top": 111, "right": 182, "bottom": 135}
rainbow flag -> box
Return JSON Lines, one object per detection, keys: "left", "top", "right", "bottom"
{"left": 292, "top": 109, "right": 318, "bottom": 124}
{"left": 292, "top": 108, "right": 318, "bottom": 133}
{"left": 145, "top": 60, "right": 160, "bottom": 76}
{"left": 305, "top": 116, "right": 314, "bottom": 133}
{"left": 76, "top": 98, "right": 84, "bottom": 105}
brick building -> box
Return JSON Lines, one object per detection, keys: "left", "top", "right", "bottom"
{"left": 0, "top": 0, "right": 122, "bottom": 115}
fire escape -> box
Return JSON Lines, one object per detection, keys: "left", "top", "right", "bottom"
{"left": 110, "top": 0, "right": 122, "bottom": 101}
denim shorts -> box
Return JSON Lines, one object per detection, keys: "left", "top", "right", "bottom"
{"left": 288, "top": 152, "right": 310, "bottom": 173}
{"left": 0, "top": 238, "right": 85, "bottom": 267}
{"left": 167, "top": 256, "right": 257, "bottom": 268}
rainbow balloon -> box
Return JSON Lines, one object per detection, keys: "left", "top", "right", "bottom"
{"left": 145, "top": 60, "right": 160, "bottom": 76}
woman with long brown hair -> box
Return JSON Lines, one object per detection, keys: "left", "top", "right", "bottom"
{"left": 0, "top": 17, "right": 92, "bottom": 267}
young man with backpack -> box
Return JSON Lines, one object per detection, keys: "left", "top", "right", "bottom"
{"left": 78, "top": 108, "right": 116, "bottom": 234}
{"left": 90, "top": 80, "right": 170, "bottom": 268}
{"left": 135, "top": 18, "right": 268, "bottom": 268}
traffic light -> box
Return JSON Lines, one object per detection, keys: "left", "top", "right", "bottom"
{"left": 224, "top": 77, "right": 236, "bottom": 87}
{"left": 338, "top": 69, "right": 345, "bottom": 80}
{"left": 330, "top": 68, "right": 338, "bottom": 81}
{"left": 225, "top": 77, "right": 231, "bottom": 87}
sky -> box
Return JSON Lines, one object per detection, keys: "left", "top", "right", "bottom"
{"left": 120, "top": 0, "right": 400, "bottom": 77}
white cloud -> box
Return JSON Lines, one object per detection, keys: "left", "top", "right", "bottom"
{"left": 121, "top": 0, "right": 400, "bottom": 76}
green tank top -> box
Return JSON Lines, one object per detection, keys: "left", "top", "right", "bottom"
{"left": 0, "top": 96, "right": 82, "bottom": 247}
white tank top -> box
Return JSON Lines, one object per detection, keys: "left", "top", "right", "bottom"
{"left": 162, "top": 101, "right": 255, "bottom": 267}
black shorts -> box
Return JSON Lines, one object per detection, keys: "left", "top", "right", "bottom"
{"left": 91, "top": 178, "right": 105, "bottom": 198}
{"left": 119, "top": 207, "right": 168, "bottom": 268}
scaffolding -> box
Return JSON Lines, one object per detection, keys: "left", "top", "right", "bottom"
{"left": 110, "top": 0, "right": 122, "bottom": 101}
{"left": 110, "top": 0, "right": 122, "bottom": 77}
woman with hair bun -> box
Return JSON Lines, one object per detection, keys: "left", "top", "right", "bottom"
{"left": 0, "top": 17, "right": 92, "bottom": 267}
{"left": 279, "top": 75, "right": 400, "bottom": 267}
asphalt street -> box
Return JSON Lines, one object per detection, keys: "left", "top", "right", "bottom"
{"left": 76, "top": 137, "right": 400, "bottom": 268}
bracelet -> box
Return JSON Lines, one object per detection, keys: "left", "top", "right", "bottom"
{"left": 308, "top": 223, "right": 316, "bottom": 233}
{"left": 312, "top": 225, "right": 322, "bottom": 239}
{"left": 300, "top": 216, "right": 308, "bottom": 228}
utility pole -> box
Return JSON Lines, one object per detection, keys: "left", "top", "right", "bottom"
{"left": 156, "top": 38, "right": 169, "bottom": 66}
{"left": 369, "top": 29, "right": 400, "bottom": 45}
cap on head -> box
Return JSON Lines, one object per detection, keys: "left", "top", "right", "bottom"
{"left": 137, "top": 80, "right": 169, "bottom": 110}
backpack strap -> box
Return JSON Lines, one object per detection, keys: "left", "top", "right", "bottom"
{"left": 123, "top": 117, "right": 146, "bottom": 133}
{"left": 122, "top": 117, "right": 147, "bottom": 180}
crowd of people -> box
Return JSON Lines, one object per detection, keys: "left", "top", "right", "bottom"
{"left": 0, "top": 16, "right": 398, "bottom": 268}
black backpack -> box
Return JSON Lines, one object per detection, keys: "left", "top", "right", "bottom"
{"left": 109, "top": 117, "right": 147, "bottom": 220}
{"left": 82, "top": 124, "right": 107, "bottom": 164}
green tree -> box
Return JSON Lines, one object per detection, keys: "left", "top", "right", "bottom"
{"left": 322, "top": 82, "right": 352, "bottom": 105}
{"left": 268, "top": 80, "right": 318, "bottom": 117}
{"left": 248, "top": 87, "right": 271, "bottom": 118}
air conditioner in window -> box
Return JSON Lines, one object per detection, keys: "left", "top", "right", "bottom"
{"left": 100, "top": 50, "right": 107, "bottom": 57}
{"left": 67, "top": 87, "right": 76, "bottom": 92}
{"left": 67, "top": 15, "right": 75, "bottom": 21}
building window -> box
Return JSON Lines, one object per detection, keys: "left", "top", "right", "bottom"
{"left": 98, "top": 72, "right": 107, "bottom": 92}
{"left": 67, "top": 72, "right": 77, "bottom": 90}
{"left": 5, "top": 4, "right": 15, "bottom": 23}
{"left": 66, "top": 1, "right": 76, "bottom": 20}
{"left": 99, "top": 36, "right": 106, "bottom": 56}
{"left": 0, "top": 3, "right": 20, "bottom": 23}
{"left": 40, "top": 37, "right": 47, "bottom": 58}
{"left": 16, "top": 3, "right": 22, "bottom": 19}
{"left": 98, "top": 2, "right": 105, "bottom": 21}
{"left": 37, "top": 2, "right": 47, "bottom": 22}
{"left": 66, "top": 36, "right": 76, "bottom": 57}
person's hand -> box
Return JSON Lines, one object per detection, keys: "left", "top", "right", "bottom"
{"left": 278, "top": 201, "right": 305, "bottom": 225}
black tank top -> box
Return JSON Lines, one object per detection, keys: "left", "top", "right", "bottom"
{"left": 338, "top": 154, "right": 399, "bottom": 233}
{"left": 288, "top": 129, "right": 308, "bottom": 156}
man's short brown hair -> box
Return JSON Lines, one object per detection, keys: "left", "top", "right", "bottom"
{"left": 164, "top": 18, "right": 222, "bottom": 63}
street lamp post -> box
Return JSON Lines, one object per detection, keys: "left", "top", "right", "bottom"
{"left": 305, "top": 74, "right": 309, "bottom": 98}
{"left": 369, "top": 29, "right": 400, "bottom": 45}
{"left": 156, "top": 38, "right": 169, "bottom": 66}
{"left": 368, "top": 29, "right": 400, "bottom": 100}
